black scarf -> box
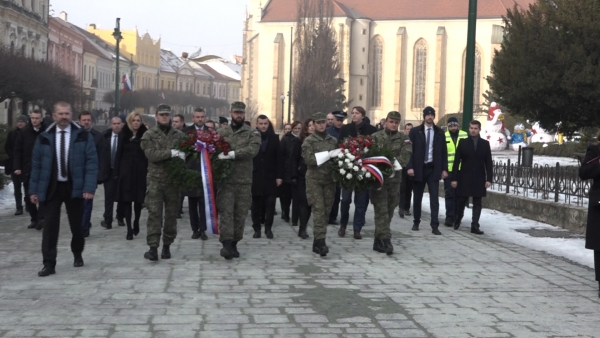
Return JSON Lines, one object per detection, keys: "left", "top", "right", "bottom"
{"left": 260, "top": 130, "right": 270, "bottom": 152}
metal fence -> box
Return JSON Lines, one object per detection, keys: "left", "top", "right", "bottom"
{"left": 491, "top": 160, "right": 590, "bottom": 206}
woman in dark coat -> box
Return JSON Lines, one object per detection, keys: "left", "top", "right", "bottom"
{"left": 578, "top": 130, "right": 600, "bottom": 298}
{"left": 115, "top": 112, "right": 148, "bottom": 240}
{"left": 279, "top": 121, "right": 302, "bottom": 226}
{"left": 291, "top": 119, "right": 314, "bottom": 239}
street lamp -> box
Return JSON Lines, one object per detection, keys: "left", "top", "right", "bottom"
{"left": 112, "top": 18, "right": 123, "bottom": 116}
{"left": 280, "top": 93, "right": 285, "bottom": 130}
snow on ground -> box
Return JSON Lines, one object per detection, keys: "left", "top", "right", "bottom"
{"left": 421, "top": 193, "right": 593, "bottom": 268}
{"left": 0, "top": 181, "right": 14, "bottom": 209}
{"left": 492, "top": 151, "right": 579, "bottom": 167}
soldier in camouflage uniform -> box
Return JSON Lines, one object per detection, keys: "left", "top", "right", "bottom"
{"left": 370, "top": 111, "right": 412, "bottom": 255}
{"left": 216, "top": 101, "right": 261, "bottom": 260}
{"left": 301, "top": 112, "right": 340, "bottom": 257}
{"left": 140, "top": 104, "right": 186, "bottom": 261}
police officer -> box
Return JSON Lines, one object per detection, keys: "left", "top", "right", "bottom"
{"left": 444, "top": 117, "right": 467, "bottom": 227}
{"left": 301, "top": 112, "right": 340, "bottom": 257}
{"left": 216, "top": 102, "right": 261, "bottom": 260}
{"left": 140, "top": 104, "right": 186, "bottom": 261}
{"left": 370, "top": 111, "right": 411, "bottom": 255}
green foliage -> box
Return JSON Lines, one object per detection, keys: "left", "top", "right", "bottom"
{"left": 486, "top": 0, "right": 600, "bottom": 136}
{"left": 529, "top": 142, "right": 587, "bottom": 157}
{"left": 165, "top": 158, "right": 201, "bottom": 191}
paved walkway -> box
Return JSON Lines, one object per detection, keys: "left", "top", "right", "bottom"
{"left": 0, "top": 185, "right": 598, "bottom": 338}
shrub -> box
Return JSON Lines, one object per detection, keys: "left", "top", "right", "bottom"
{"left": 529, "top": 142, "right": 588, "bottom": 158}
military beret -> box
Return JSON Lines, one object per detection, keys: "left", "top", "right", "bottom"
{"left": 332, "top": 111, "right": 347, "bottom": 120}
{"left": 423, "top": 106, "right": 436, "bottom": 117}
{"left": 156, "top": 103, "right": 172, "bottom": 114}
{"left": 17, "top": 115, "right": 28, "bottom": 123}
{"left": 231, "top": 101, "right": 246, "bottom": 112}
{"left": 312, "top": 112, "right": 326, "bottom": 122}
{"left": 386, "top": 111, "right": 401, "bottom": 121}
{"left": 218, "top": 116, "right": 229, "bottom": 124}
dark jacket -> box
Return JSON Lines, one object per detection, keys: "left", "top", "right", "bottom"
{"left": 451, "top": 136, "right": 493, "bottom": 197}
{"left": 98, "top": 129, "right": 123, "bottom": 184}
{"left": 251, "top": 130, "right": 281, "bottom": 196}
{"left": 182, "top": 124, "right": 207, "bottom": 197}
{"left": 115, "top": 124, "right": 148, "bottom": 203}
{"left": 14, "top": 122, "right": 46, "bottom": 177}
{"left": 279, "top": 132, "right": 300, "bottom": 183}
{"left": 579, "top": 145, "right": 600, "bottom": 250}
{"left": 326, "top": 125, "right": 341, "bottom": 140}
{"left": 88, "top": 128, "right": 104, "bottom": 165}
{"left": 338, "top": 116, "right": 378, "bottom": 141}
{"left": 28, "top": 122, "right": 98, "bottom": 202}
{"left": 291, "top": 138, "right": 308, "bottom": 202}
{"left": 4, "top": 127, "right": 21, "bottom": 174}
{"left": 406, "top": 123, "right": 448, "bottom": 182}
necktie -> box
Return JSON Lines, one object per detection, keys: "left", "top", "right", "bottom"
{"left": 60, "top": 131, "right": 67, "bottom": 178}
{"left": 425, "top": 127, "right": 431, "bottom": 163}
{"left": 111, "top": 135, "right": 117, "bottom": 168}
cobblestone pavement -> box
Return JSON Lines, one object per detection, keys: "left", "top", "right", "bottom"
{"left": 0, "top": 186, "right": 599, "bottom": 338}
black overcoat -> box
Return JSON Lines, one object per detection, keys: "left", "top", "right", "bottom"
{"left": 279, "top": 132, "right": 300, "bottom": 183}
{"left": 291, "top": 139, "right": 308, "bottom": 202}
{"left": 114, "top": 124, "right": 148, "bottom": 203}
{"left": 451, "top": 136, "right": 493, "bottom": 197}
{"left": 406, "top": 123, "right": 448, "bottom": 182}
{"left": 251, "top": 132, "right": 281, "bottom": 196}
{"left": 579, "top": 145, "right": 600, "bottom": 250}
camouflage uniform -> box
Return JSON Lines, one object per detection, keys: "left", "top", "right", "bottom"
{"left": 301, "top": 114, "right": 338, "bottom": 243}
{"left": 370, "top": 112, "right": 412, "bottom": 245}
{"left": 140, "top": 110, "right": 185, "bottom": 250}
{"left": 216, "top": 106, "right": 261, "bottom": 245}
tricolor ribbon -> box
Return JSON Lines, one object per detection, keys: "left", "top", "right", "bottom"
{"left": 197, "top": 146, "right": 219, "bottom": 235}
{"left": 362, "top": 156, "right": 392, "bottom": 186}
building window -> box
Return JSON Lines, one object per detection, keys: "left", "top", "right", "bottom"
{"left": 412, "top": 39, "right": 427, "bottom": 109}
{"left": 370, "top": 36, "right": 383, "bottom": 107}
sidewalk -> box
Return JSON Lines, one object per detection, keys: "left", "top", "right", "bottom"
{"left": 0, "top": 185, "right": 598, "bottom": 338}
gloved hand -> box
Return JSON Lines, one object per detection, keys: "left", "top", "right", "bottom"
{"left": 393, "top": 159, "right": 402, "bottom": 171}
{"left": 315, "top": 151, "right": 330, "bottom": 166}
{"left": 171, "top": 150, "right": 186, "bottom": 160}
{"left": 328, "top": 149, "right": 342, "bottom": 159}
{"left": 218, "top": 151, "right": 236, "bottom": 160}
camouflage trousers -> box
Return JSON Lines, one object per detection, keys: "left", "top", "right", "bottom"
{"left": 370, "top": 179, "right": 401, "bottom": 240}
{"left": 146, "top": 180, "right": 180, "bottom": 247}
{"left": 306, "top": 181, "right": 335, "bottom": 240}
{"left": 217, "top": 183, "right": 251, "bottom": 242}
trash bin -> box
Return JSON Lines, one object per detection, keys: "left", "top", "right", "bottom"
{"left": 521, "top": 147, "right": 534, "bottom": 167}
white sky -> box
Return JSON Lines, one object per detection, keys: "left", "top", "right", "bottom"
{"left": 49, "top": 0, "right": 249, "bottom": 59}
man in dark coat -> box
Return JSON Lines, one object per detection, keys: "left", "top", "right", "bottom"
{"left": 406, "top": 106, "right": 448, "bottom": 235}
{"left": 182, "top": 108, "right": 209, "bottom": 240}
{"left": 337, "top": 106, "right": 378, "bottom": 239}
{"left": 251, "top": 115, "right": 281, "bottom": 239}
{"left": 14, "top": 110, "right": 46, "bottom": 229}
{"left": 98, "top": 116, "right": 125, "bottom": 229}
{"left": 326, "top": 111, "right": 345, "bottom": 225}
{"left": 450, "top": 120, "right": 493, "bottom": 235}
{"left": 6, "top": 115, "right": 27, "bottom": 215}
{"left": 77, "top": 111, "right": 103, "bottom": 237}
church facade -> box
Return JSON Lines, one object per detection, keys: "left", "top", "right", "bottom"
{"left": 242, "top": 0, "right": 533, "bottom": 128}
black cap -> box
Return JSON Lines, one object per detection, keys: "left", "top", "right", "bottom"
{"left": 332, "top": 111, "right": 347, "bottom": 120}
{"left": 447, "top": 117, "right": 459, "bottom": 125}
{"left": 423, "top": 106, "right": 436, "bottom": 118}
{"left": 218, "top": 117, "right": 228, "bottom": 124}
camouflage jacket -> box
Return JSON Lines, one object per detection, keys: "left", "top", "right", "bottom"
{"left": 371, "top": 129, "right": 412, "bottom": 183}
{"left": 140, "top": 125, "right": 185, "bottom": 180}
{"left": 301, "top": 132, "right": 338, "bottom": 184}
{"left": 218, "top": 124, "right": 261, "bottom": 185}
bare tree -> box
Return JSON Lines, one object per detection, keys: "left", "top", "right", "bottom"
{"left": 293, "top": 0, "right": 341, "bottom": 122}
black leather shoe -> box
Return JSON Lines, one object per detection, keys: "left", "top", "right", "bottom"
{"left": 38, "top": 266, "right": 55, "bottom": 277}
{"left": 73, "top": 255, "right": 84, "bottom": 267}
{"left": 126, "top": 232, "right": 133, "bottom": 240}
{"left": 83, "top": 228, "right": 90, "bottom": 238}
{"left": 398, "top": 210, "right": 404, "bottom": 218}
{"left": 144, "top": 247, "right": 159, "bottom": 261}
{"left": 265, "top": 228, "right": 274, "bottom": 239}
{"left": 161, "top": 245, "right": 171, "bottom": 259}
{"left": 292, "top": 223, "right": 298, "bottom": 227}
{"left": 444, "top": 218, "right": 454, "bottom": 227}
{"left": 231, "top": 241, "right": 240, "bottom": 258}
{"left": 133, "top": 221, "right": 140, "bottom": 236}
{"left": 298, "top": 228, "right": 309, "bottom": 239}
{"left": 35, "top": 220, "right": 44, "bottom": 230}
{"left": 354, "top": 231, "right": 362, "bottom": 240}
{"left": 15, "top": 209, "right": 23, "bottom": 216}
{"left": 453, "top": 222, "right": 461, "bottom": 230}
{"left": 192, "top": 231, "right": 200, "bottom": 239}
{"left": 471, "top": 227, "right": 484, "bottom": 235}
{"left": 117, "top": 219, "right": 125, "bottom": 227}
{"left": 411, "top": 223, "right": 419, "bottom": 231}
{"left": 405, "top": 210, "right": 412, "bottom": 216}
{"left": 200, "top": 231, "right": 208, "bottom": 241}
{"left": 382, "top": 238, "right": 394, "bottom": 255}
{"left": 253, "top": 230, "right": 261, "bottom": 238}
{"left": 373, "top": 239, "right": 386, "bottom": 253}
{"left": 27, "top": 222, "right": 36, "bottom": 229}
{"left": 328, "top": 220, "right": 339, "bottom": 225}
{"left": 432, "top": 228, "right": 442, "bottom": 235}
{"left": 338, "top": 226, "right": 346, "bottom": 237}
{"left": 101, "top": 220, "right": 112, "bottom": 229}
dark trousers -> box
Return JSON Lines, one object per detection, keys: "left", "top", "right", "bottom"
{"left": 279, "top": 183, "right": 292, "bottom": 220}
{"left": 298, "top": 200, "right": 312, "bottom": 227}
{"left": 595, "top": 250, "right": 600, "bottom": 282}
{"left": 103, "top": 173, "right": 124, "bottom": 225}
{"left": 11, "top": 173, "right": 25, "bottom": 210}
{"left": 291, "top": 196, "right": 298, "bottom": 225}
{"left": 455, "top": 196, "right": 483, "bottom": 226}
{"left": 82, "top": 198, "right": 94, "bottom": 231}
{"left": 399, "top": 168, "right": 413, "bottom": 211}
{"left": 443, "top": 178, "right": 456, "bottom": 220}
{"left": 251, "top": 195, "right": 276, "bottom": 231}
{"left": 412, "top": 165, "right": 440, "bottom": 228}
{"left": 24, "top": 177, "right": 43, "bottom": 223}
{"left": 340, "top": 188, "right": 370, "bottom": 231}
{"left": 188, "top": 195, "right": 207, "bottom": 233}
{"left": 179, "top": 194, "right": 185, "bottom": 214}
{"left": 42, "top": 182, "right": 85, "bottom": 268}
{"left": 328, "top": 184, "right": 341, "bottom": 223}
{"left": 123, "top": 201, "right": 143, "bottom": 232}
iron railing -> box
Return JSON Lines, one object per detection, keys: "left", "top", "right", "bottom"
{"left": 491, "top": 160, "right": 590, "bottom": 206}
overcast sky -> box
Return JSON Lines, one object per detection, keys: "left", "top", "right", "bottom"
{"left": 49, "top": 0, "right": 249, "bottom": 60}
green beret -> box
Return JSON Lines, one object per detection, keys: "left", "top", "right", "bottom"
{"left": 156, "top": 103, "right": 171, "bottom": 113}
{"left": 312, "top": 112, "right": 326, "bottom": 122}
{"left": 231, "top": 101, "right": 246, "bottom": 112}
{"left": 387, "top": 111, "right": 401, "bottom": 121}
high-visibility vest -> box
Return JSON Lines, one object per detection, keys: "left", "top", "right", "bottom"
{"left": 446, "top": 130, "right": 467, "bottom": 172}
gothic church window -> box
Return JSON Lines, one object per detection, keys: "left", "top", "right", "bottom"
{"left": 412, "top": 39, "right": 427, "bottom": 109}
{"left": 370, "top": 36, "right": 383, "bottom": 107}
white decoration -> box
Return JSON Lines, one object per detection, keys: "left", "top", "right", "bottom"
{"left": 345, "top": 173, "right": 353, "bottom": 179}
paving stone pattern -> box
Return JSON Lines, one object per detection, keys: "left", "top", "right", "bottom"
{"left": 0, "top": 186, "right": 599, "bottom": 337}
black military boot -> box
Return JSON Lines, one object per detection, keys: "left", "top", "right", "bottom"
{"left": 220, "top": 240, "right": 234, "bottom": 260}
{"left": 144, "top": 247, "right": 158, "bottom": 261}
{"left": 373, "top": 239, "right": 386, "bottom": 253}
{"left": 161, "top": 245, "right": 171, "bottom": 259}
{"left": 298, "top": 225, "right": 309, "bottom": 239}
{"left": 312, "top": 238, "right": 329, "bottom": 257}
{"left": 382, "top": 239, "right": 394, "bottom": 256}
{"left": 231, "top": 241, "right": 240, "bottom": 258}
{"left": 252, "top": 225, "right": 261, "bottom": 238}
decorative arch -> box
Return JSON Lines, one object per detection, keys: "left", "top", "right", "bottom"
{"left": 412, "top": 38, "right": 428, "bottom": 109}
{"left": 461, "top": 44, "right": 483, "bottom": 112}
{"left": 369, "top": 35, "right": 384, "bottom": 108}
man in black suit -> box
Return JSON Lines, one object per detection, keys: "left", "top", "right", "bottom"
{"left": 251, "top": 115, "right": 281, "bottom": 239}
{"left": 406, "top": 106, "right": 448, "bottom": 235}
{"left": 6, "top": 115, "right": 27, "bottom": 215}
{"left": 78, "top": 111, "right": 103, "bottom": 237}
{"left": 99, "top": 116, "right": 125, "bottom": 229}
{"left": 399, "top": 122, "right": 414, "bottom": 217}
{"left": 183, "top": 107, "right": 209, "bottom": 240}
{"left": 451, "top": 120, "right": 493, "bottom": 235}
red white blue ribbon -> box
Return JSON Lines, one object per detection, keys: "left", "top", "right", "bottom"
{"left": 199, "top": 149, "right": 219, "bottom": 234}
{"left": 362, "top": 156, "right": 392, "bottom": 186}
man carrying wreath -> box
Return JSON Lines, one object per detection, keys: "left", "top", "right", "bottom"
{"left": 369, "top": 111, "right": 411, "bottom": 255}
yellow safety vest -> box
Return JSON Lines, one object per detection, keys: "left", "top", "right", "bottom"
{"left": 446, "top": 130, "right": 467, "bottom": 172}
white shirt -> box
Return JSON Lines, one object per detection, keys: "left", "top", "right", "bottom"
{"left": 55, "top": 125, "right": 71, "bottom": 181}
{"left": 425, "top": 126, "right": 434, "bottom": 163}
{"left": 111, "top": 132, "right": 119, "bottom": 168}
{"left": 195, "top": 124, "right": 204, "bottom": 131}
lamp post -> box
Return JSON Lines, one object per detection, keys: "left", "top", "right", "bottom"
{"left": 112, "top": 18, "right": 123, "bottom": 116}
{"left": 280, "top": 93, "right": 285, "bottom": 129}
{"left": 461, "top": 0, "right": 477, "bottom": 131}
